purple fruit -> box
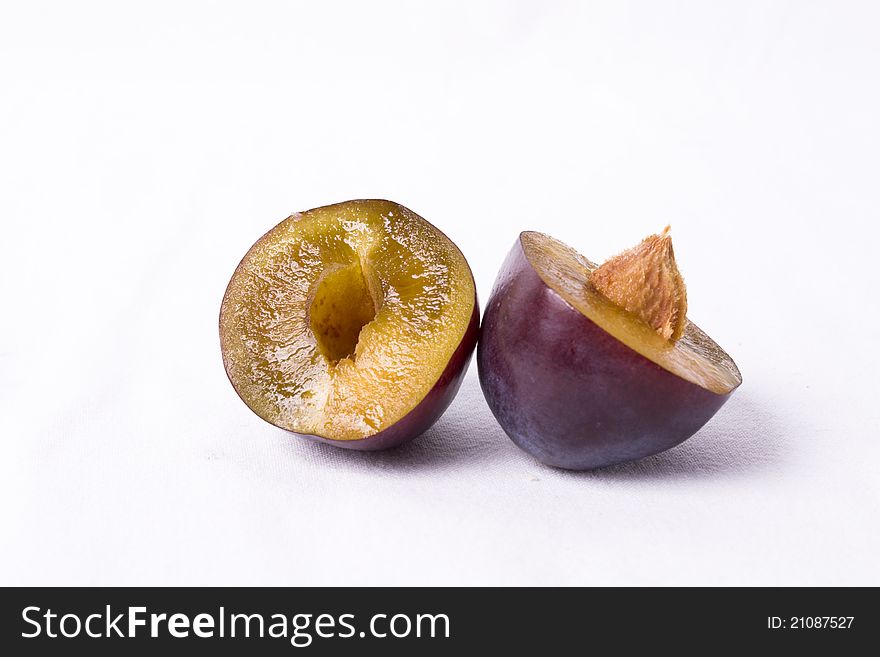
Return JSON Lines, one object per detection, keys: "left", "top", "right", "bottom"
{"left": 220, "top": 200, "right": 478, "bottom": 450}
{"left": 478, "top": 230, "right": 742, "bottom": 470}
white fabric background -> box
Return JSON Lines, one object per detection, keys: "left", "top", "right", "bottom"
{"left": 1, "top": 1, "right": 878, "bottom": 585}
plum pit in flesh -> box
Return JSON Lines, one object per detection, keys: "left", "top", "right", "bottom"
{"left": 477, "top": 228, "right": 741, "bottom": 470}
{"left": 521, "top": 230, "right": 740, "bottom": 394}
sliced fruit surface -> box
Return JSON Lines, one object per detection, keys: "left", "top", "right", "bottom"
{"left": 220, "top": 200, "right": 476, "bottom": 442}
{"left": 519, "top": 231, "right": 741, "bottom": 394}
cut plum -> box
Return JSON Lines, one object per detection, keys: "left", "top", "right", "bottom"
{"left": 220, "top": 200, "right": 478, "bottom": 449}
{"left": 478, "top": 230, "right": 741, "bottom": 470}
{"left": 521, "top": 231, "right": 740, "bottom": 394}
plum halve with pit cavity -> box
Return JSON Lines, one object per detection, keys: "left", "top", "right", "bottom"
{"left": 220, "top": 200, "right": 479, "bottom": 450}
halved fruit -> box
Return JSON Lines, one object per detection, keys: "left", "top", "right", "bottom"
{"left": 478, "top": 230, "right": 741, "bottom": 470}
{"left": 220, "top": 200, "right": 478, "bottom": 450}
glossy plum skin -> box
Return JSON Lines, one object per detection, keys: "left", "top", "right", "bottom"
{"left": 312, "top": 303, "right": 479, "bottom": 451}
{"left": 477, "top": 238, "right": 734, "bottom": 470}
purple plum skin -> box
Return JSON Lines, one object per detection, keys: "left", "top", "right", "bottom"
{"left": 477, "top": 237, "right": 734, "bottom": 470}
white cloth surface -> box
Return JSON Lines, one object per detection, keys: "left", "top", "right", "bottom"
{"left": 1, "top": 1, "right": 878, "bottom": 585}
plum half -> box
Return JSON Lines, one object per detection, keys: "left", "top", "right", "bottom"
{"left": 220, "top": 200, "right": 478, "bottom": 450}
{"left": 478, "top": 230, "right": 741, "bottom": 470}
